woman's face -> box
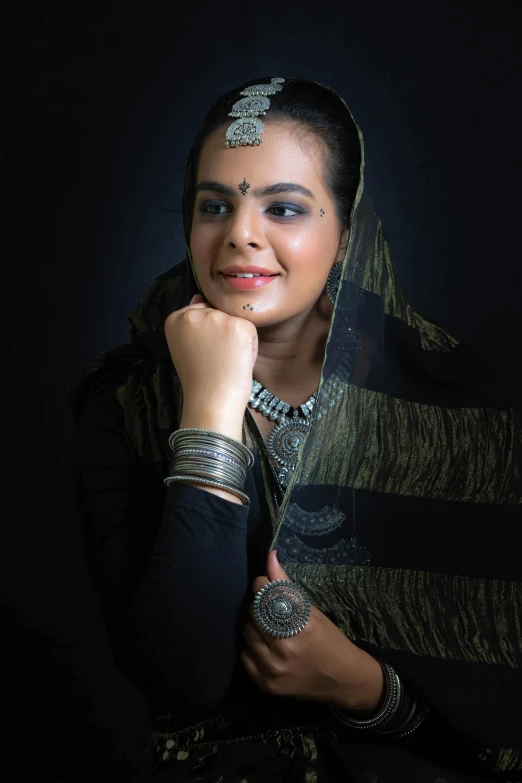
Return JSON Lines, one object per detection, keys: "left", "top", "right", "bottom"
{"left": 190, "top": 121, "right": 348, "bottom": 328}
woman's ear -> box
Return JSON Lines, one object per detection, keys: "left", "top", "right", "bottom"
{"left": 335, "top": 227, "right": 350, "bottom": 263}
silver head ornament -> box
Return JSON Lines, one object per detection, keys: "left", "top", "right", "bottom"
{"left": 225, "top": 78, "right": 285, "bottom": 148}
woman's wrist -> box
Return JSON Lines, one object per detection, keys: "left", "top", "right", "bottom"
{"left": 331, "top": 649, "right": 385, "bottom": 714}
{"left": 180, "top": 410, "right": 244, "bottom": 444}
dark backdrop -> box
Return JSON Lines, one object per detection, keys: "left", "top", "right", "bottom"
{"left": 3, "top": 1, "right": 521, "bottom": 780}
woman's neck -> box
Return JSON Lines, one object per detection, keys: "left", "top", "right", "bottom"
{"left": 253, "top": 307, "right": 331, "bottom": 406}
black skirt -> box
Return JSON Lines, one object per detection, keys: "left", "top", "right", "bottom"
{"left": 143, "top": 699, "right": 502, "bottom": 783}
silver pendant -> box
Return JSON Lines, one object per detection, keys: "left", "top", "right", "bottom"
{"left": 266, "top": 415, "right": 310, "bottom": 488}
{"left": 249, "top": 378, "right": 316, "bottom": 490}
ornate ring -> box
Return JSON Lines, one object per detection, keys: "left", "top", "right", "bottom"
{"left": 252, "top": 579, "right": 312, "bottom": 639}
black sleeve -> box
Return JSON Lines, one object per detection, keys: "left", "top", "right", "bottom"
{"left": 73, "top": 386, "right": 251, "bottom": 718}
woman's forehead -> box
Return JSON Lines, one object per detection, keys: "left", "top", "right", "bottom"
{"left": 197, "top": 122, "right": 326, "bottom": 188}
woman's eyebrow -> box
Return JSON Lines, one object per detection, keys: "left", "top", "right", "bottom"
{"left": 196, "top": 180, "right": 235, "bottom": 197}
{"left": 253, "top": 183, "right": 315, "bottom": 200}
{"left": 196, "top": 180, "right": 315, "bottom": 200}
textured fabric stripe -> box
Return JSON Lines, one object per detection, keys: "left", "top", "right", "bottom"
{"left": 482, "top": 747, "right": 522, "bottom": 773}
{"left": 306, "top": 383, "right": 520, "bottom": 504}
{"left": 283, "top": 563, "right": 522, "bottom": 668}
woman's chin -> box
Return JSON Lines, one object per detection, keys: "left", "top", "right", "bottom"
{"left": 203, "top": 291, "right": 272, "bottom": 319}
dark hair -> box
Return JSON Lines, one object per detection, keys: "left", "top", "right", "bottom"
{"left": 184, "top": 77, "right": 361, "bottom": 233}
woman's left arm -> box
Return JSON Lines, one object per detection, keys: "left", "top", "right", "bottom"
{"left": 240, "top": 551, "right": 464, "bottom": 757}
{"left": 241, "top": 550, "right": 522, "bottom": 777}
{"left": 240, "top": 550, "right": 386, "bottom": 712}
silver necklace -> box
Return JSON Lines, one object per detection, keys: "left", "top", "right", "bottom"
{"left": 248, "top": 380, "right": 317, "bottom": 489}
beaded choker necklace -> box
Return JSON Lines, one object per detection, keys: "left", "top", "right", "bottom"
{"left": 248, "top": 379, "right": 317, "bottom": 489}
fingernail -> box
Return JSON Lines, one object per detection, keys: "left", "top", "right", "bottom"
{"left": 272, "top": 549, "right": 279, "bottom": 563}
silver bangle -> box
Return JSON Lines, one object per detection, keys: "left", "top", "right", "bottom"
{"left": 168, "top": 459, "right": 244, "bottom": 488}
{"left": 388, "top": 702, "right": 430, "bottom": 740}
{"left": 389, "top": 704, "right": 430, "bottom": 739}
{"left": 375, "top": 689, "right": 417, "bottom": 736}
{"left": 174, "top": 447, "right": 245, "bottom": 472}
{"left": 169, "top": 428, "right": 254, "bottom": 470}
{"left": 170, "top": 466, "right": 246, "bottom": 494}
{"left": 171, "top": 456, "right": 246, "bottom": 484}
{"left": 170, "top": 437, "right": 250, "bottom": 471}
{"left": 166, "top": 429, "right": 253, "bottom": 505}
{"left": 163, "top": 474, "right": 250, "bottom": 505}
{"left": 328, "top": 658, "right": 401, "bottom": 731}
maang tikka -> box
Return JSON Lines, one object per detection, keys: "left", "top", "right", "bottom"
{"left": 225, "top": 78, "right": 285, "bottom": 148}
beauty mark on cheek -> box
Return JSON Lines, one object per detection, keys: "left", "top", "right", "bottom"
{"left": 320, "top": 209, "right": 325, "bottom": 217}
{"left": 243, "top": 304, "right": 254, "bottom": 311}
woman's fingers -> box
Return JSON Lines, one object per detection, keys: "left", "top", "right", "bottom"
{"left": 187, "top": 296, "right": 208, "bottom": 308}
{"left": 180, "top": 294, "right": 210, "bottom": 311}
{"left": 164, "top": 293, "right": 257, "bottom": 416}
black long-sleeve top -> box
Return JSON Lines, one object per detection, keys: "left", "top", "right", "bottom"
{"left": 72, "top": 384, "right": 486, "bottom": 768}
{"left": 73, "top": 385, "right": 275, "bottom": 719}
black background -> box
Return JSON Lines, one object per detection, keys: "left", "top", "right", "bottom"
{"left": 3, "top": 1, "right": 521, "bottom": 780}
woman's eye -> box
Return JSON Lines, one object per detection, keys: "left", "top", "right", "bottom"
{"left": 200, "top": 201, "right": 230, "bottom": 215}
{"left": 198, "top": 201, "right": 305, "bottom": 218}
{"left": 268, "top": 204, "right": 304, "bottom": 218}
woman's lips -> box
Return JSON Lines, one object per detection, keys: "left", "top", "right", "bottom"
{"left": 220, "top": 273, "right": 279, "bottom": 290}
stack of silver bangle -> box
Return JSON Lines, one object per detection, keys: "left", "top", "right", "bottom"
{"left": 164, "top": 428, "right": 254, "bottom": 506}
{"left": 329, "top": 656, "right": 430, "bottom": 739}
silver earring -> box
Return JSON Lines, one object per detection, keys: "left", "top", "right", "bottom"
{"left": 326, "top": 263, "right": 341, "bottom": 304}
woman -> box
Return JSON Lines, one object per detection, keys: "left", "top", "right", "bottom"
{"left": 68, "top": 77, "right": 521, "bottom": 782}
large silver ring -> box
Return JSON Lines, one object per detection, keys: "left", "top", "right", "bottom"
{"left": 252, "top": 579, "right": 312, "bottom": 639}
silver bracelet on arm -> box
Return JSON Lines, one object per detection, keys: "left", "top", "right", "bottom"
{"left": 164, "top": 428, "right": 254, "bottom": 506}
{"left": 329, "top": 656, "right": 430, "bottom": 739}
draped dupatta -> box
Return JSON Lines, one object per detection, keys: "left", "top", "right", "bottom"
{"left": 68, "top": 83, "right": 522, "bottom": 778}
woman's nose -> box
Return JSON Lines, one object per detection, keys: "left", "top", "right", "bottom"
{"left": 224, "top": 205, "right": 265, "bottom": 251}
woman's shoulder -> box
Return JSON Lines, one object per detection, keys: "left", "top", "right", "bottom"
{"left": 67, "top": 341, "right": 152, "bottom": 424}
{"left": 75, "top": 384, "right": 125, "bottom": 436}
{"left": 72, "top": 385, "right": 134, "bottom": 485}
{"left": 72, "top": 381, "right": 164, "bottom": 508}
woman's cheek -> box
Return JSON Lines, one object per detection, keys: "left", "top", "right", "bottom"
{"left": 281, "top": 227, "right": 317, "bottom": 261}
{"left": 190, "top": 236, "right": 217, "bottom": 270}
{"left": 283, "top": 228, "right": 326, "bottom": 269}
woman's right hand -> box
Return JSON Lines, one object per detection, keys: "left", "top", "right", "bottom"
{"left": 164, "top": 294, "right": 259, "bottom": 437}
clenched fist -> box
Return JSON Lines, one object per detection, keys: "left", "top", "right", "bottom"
{"left": 164, "top": 294, "right": 259, "bottom": 440}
